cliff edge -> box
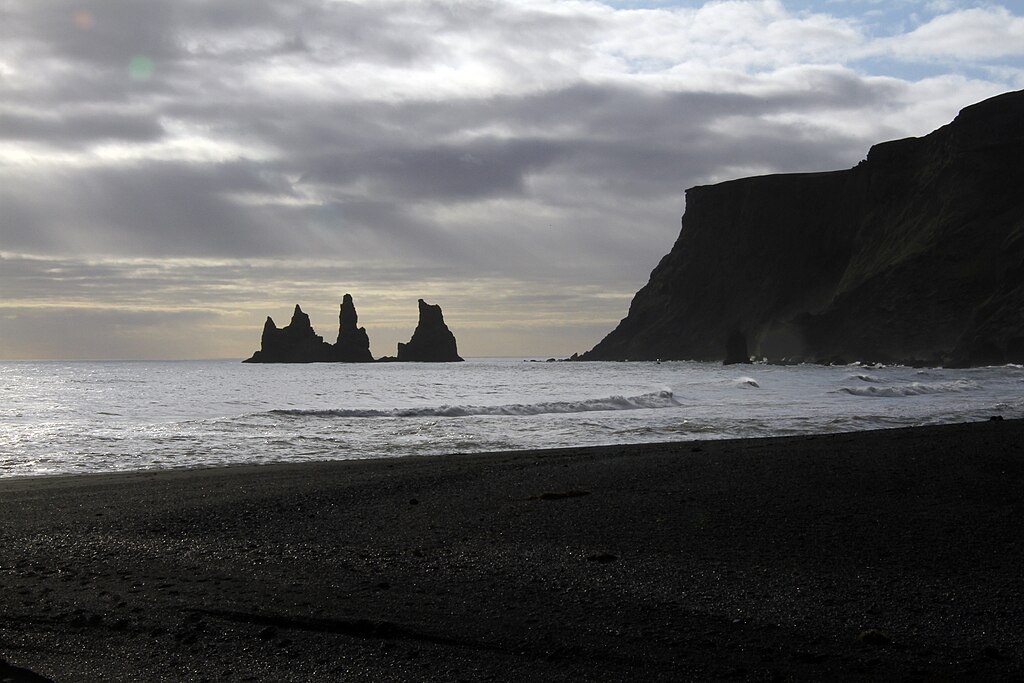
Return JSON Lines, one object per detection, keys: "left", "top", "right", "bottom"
{"left": 580, "top": 89, "right": 1024, "bottom": 366}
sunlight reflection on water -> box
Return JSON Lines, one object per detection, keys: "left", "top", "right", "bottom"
{"left": 1, "top": 359, "right": 1022, "bottom": 477}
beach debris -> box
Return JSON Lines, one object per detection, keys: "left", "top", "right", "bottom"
{"left": 537, "top": 490, "right": 590, "bottom": 501}
{"left": 982, "top": 645, "right": 1009, "bottom": 660}
{"left": 0, "top": 657, "right": 55, "bottom": 683}
{"left": 586, "top": 552, "right": 618, "bottom": 563}
{"left": 857, "top": 629, "right": 894, "bottom": 647}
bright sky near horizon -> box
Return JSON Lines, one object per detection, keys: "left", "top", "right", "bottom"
{"left": 2, "top": 0, "right": 1023, "bottom": 359}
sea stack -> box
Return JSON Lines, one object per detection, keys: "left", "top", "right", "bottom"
{"left": 334, "top": 293, "right": 374, "bottom": 362}
{"left": 723, "top": 330, "right": 752, "bottom": 365}
{"left": 244, "top": 305, "right": 335, "bottom": 363}
{"left": 396, "top": 299, "right": 463, "bottom": 362}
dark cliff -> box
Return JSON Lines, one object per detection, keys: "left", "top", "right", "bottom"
{"left": 396, "top": 299, "right": 463, "bottom": 362}
{"left": 581, "top": 89, "right": 1024, "bottom": 366}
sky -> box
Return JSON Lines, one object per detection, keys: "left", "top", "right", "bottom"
{"left": 2, "top": 0, "right": 1023, "bottom": 360}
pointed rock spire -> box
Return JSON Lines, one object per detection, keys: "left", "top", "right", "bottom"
{"left": 335, "top": 293, "right": 374, "bottom": 362}
{"left": 244, "top": 297, "right": 462, "bottom": 363}
{"left": 396, "top": 299, "right": 463, "bottom": 362}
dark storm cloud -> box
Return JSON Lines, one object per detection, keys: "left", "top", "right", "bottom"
{"left": 301, "top": 137, "right": 564, "bottom": 200}
{"left": 0, "top": 111, "right": 164, "bottom": 145}
{"left": 0, "top": 161, "right": 295, "bottom": 257}
{"left": 0, "top": 69, "right": 885, "bottom": 269}
{"left": 12, "top": 1, "right": 178, "bottom": 64}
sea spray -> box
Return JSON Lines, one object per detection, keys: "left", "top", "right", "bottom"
{"left": 269, "top": 390, "right": 680, "bottom": 419}
{"left": 838, "top": 379, "right": 979, "bottom": 398}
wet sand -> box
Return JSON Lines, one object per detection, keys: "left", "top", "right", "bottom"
{"left": 1, "top": 419, "right": 1023, "bottom": 681}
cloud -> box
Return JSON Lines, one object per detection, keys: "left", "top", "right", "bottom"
{"left": 0, "top": 252, "right": 630, "bottom": 358}
{"left": 872, "top": 6, "right": 1024, "bottom": 60}
{"left": 0, "top": 0, "right": 1021, "bottom": 358}
{"left": 0, "top": 110, "right": 164, "bottom": 145}
{"left": 300, "top": 137, "right": 565, "bottom": 201}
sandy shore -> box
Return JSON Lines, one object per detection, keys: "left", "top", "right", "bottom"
{"left": 1, "top": 419, "right": 1023, "bottom": 681}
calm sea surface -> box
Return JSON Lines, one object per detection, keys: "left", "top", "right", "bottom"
{"left": 1, "top": 359, "right": 1022, "bottom": 478}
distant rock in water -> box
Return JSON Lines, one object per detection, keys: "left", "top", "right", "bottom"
{"left": 335, "top": 293, "right": 374, "bottom": 362}
{"left": 723, "top": 330, "right": 752, "bottom": 365}
{"left": 580, "top": 89, "right": 1024, "bottom": 367}
{"left": 245, "top": 296, "right": 372, "bottom": 363}
{"left": 244, "top": 295, "right": 464, "bottom": 363}
{"left": 244, "top": 305, "right": 336, "bottom": 363}
{"left": 396, "top": 299, "right": 463, "bottom": 362}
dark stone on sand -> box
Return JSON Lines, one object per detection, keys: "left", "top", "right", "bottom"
{"left": 537, "top": 490, "right": 591, "bottom": 501}
{"left": 0, "top": 657, "right": 55, "bottom": 683}
{"left": 857, "top": 629, "right": 894, "bottom": 647}
{"left": 586, "top": 553, "right": 618, "bottom": 563}
{"left": 396, "top": 299, "right": 463, "bottom": 362}
{"left": 983, "top": 645, "right": 1010, "bottom": 660}
{"left": 580, "top": 89, "right": 1024, "bottom": 367}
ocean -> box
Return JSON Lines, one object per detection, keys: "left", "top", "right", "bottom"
{"left": 2, "top": 359, "right": 1022, "bottom": 478}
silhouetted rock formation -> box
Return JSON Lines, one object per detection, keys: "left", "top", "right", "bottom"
{"left": 245, "top": 296, "right": 464, "bottom": 363}
{"left": 245, "top": 295, "right": 374, "bottom": 363}
{"left": 245, "top": 305, "right": 336, "bottom": 363}
{"left": 335, "top": 293, "right": 374, "bottom": 362}
{"left": 396, "top": 299, "right": 463, "bottom": 362}
{"left": 0, "top": 657, "right": 55, "bottom": 683}
{"left": 723, "top": 330, "right": 751, "bottom": 365}
{"left": 580, "top": 89, "right": 1024, "bottom": 367}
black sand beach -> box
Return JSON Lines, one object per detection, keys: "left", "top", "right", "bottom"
{"left": 2, "top": 419, "right": 1023, "bottom": 681}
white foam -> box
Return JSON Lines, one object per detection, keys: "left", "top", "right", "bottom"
{"left": 838, "top": 380, "right": 978, "bottom": 397}
{"left": 269, "top": 390, "right": 681, "bottom": 419}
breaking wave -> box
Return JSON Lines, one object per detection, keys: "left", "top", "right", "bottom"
{"left": 838, "top": 380, "right": 979, "bottom": 398}
{"left": 847, "top": 373, "right": 883, "bottom": 383}
{"left": 269, "top": 390, "right": 681, "bottom": 419}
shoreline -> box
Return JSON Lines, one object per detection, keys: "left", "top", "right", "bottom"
{"left": 2, "top": 419, "right": 1023, "bottom": 681}
{"left": 2, "top": 415, "right": 1016, "bottom": 485}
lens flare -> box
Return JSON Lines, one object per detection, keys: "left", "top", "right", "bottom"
{"left": 128, "top": 56, "right": 155, "bottom": 81}
{"left": 73, "top": 10, "right": 94, "bottom": 30}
